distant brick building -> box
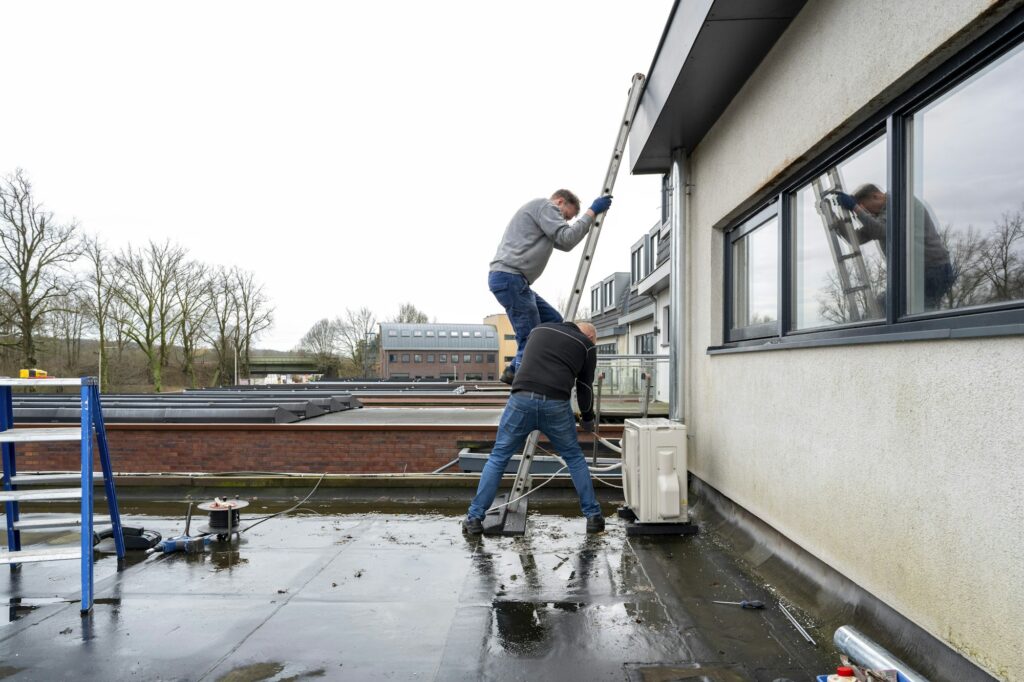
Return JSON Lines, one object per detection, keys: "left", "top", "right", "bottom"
{"left": 482, "top": 313, "right": 517, "bottom": 369}
{"left": 379, "top": 323, "right": 499, "bottom": 380}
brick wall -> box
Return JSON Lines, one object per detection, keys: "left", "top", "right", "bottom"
{"left": 10, "top": 424, "right": 619, "bottom": 474}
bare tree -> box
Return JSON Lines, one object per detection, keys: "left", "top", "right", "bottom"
{"left": 81, "top": 235, "right": 121, "bottom": 387}
{"left": 391, "top": 302, "right": 428, "bottom": 323}
{"left": 336, "top": 306, "right": 377, "bottom": 376}
{"left": 233, "top": 268, "right": 273, "bottom": 380}
{"left": 978, "top": 209, "right": 1024, "bottom": 303}
{"left": 299, "top": 318, "right": 340, "bottom": 374}
{"left": 175, "top": 260, "right": 211, "bottom": 388}
{"left": 939, "top": 224, "right": 989, "bottom": 309}
{"left": 0, "top": 169, "right": 81, "bottom": 367}
{"left": 201, "top": 266, "right": 239, "bottom": 386}
{"left": 47, "top": 289, "right": 89, "bottom": 374}
{"left": 115, "top": 240, "right": 186, "bottom": 391}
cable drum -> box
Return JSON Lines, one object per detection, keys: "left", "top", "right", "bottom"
{"left": 197, "top": 498, "right": 249, "bottom": 538}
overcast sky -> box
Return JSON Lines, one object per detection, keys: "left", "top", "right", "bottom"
{"left": 0, "top": 1, "right": 673, "bottom": 351}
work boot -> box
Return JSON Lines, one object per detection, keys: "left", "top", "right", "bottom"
{"left": 499, "top": 364, "right": 515, "bottom": 385}
{"left": 586, "top": 514, "right": 605, "bottom": 534}
{"left": 463, "top": 515, "right": 483, "bottom": 534}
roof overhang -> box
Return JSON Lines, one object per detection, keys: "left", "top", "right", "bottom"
{"left": 630, "top": 0, "right": 807, "bottom": 174}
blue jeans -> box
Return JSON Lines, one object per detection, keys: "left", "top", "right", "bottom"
{"left": 468, "top": 392, "right": 601, "bottom": 520}
{"left": 488, "top": 271, "right": 562, "bottom": 370}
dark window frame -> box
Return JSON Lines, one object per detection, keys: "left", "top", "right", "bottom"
{"left": 714, "top": 10, "right": 1024, "bottom": 354}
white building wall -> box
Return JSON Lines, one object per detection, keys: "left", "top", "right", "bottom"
{"left": 682, "top": 1, "right": 1023, "bottom": 679}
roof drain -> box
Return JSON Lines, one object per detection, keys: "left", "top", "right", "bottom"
{"left": 834, "top": 625, "right": 930, "bottom": 682}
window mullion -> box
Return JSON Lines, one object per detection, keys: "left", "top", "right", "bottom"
{"left": 886, "top": 114, "right": 902, "bottom": 324}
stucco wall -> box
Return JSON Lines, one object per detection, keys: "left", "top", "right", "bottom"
{"left": 683, "top": 1, "right": 1023, "bottom": 679}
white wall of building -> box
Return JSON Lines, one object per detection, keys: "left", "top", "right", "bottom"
{"left": 682, "top": 1, "right": 1022, "bottom": 678}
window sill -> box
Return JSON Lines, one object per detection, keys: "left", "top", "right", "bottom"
{"left": 709, "top": 309, "right": 1024, "bottom": 354}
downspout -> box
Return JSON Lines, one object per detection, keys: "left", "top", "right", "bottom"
{"left": 668, "top": 148, "right": 687, "bottom": 423}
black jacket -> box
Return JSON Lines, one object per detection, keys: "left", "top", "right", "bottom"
{"left": 511, "top": 322, "right": 596, "bottom": 420}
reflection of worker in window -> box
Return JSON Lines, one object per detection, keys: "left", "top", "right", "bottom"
{"left": 836, "top": 183, "right": 955, "bottom": 310}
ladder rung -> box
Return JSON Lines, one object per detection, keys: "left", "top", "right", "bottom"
{"left": 0, "top": 546, "right": 83, "bottom": 564}
{"left": 837, "top": 253, "right": 862, "bottom": 261}
{"left": 13, "top": 516, "right": 111, "bottom": 531}
{"left": 0, "top": 488, "right": 83, "bottom": 502}
{"left": 844, "top": 285, "right": 872, "bottom": 293}
{"left": 10, "top": 473, "right": 104, "bottom": 485}
{"left": 0, "top": 427, "right": 82, "bottom": 443}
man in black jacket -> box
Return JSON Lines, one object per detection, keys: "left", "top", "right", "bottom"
{"left": 464, "top": 321, "right": 604, "bottom": 534}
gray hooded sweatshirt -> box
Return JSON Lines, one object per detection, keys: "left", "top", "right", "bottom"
{"left": 489, "top": 198, "right": 593, "bottom": 284}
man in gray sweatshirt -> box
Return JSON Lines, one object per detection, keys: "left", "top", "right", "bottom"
{"left": 489, "top": 189, "right": 612, "bottom": 383}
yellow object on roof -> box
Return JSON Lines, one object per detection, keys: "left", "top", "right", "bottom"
{"left": 19, "top": 368, "right": 48, "bottom": 378}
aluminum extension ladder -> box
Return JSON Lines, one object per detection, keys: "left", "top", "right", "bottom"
{"left": 1, "top": 377, "right": 125, "bottom": 614}
{"left": 810, "top": 168, "right": 882, "bottom": 322}
{"left": 483, "top": 73, "right": 646, "bottom": 536}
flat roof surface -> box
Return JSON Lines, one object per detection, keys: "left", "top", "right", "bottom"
{"left": 305, "top": 406, "right": 503, "bottom": 426}
{"left": 2, "top": 503, "right": 834, "bottom": 681}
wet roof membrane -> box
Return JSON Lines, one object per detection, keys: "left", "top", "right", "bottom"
{"left": 1, "top": 504, "right": 835, "bottom": 680}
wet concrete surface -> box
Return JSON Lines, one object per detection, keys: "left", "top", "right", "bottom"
{"left": 2, "top": 501, "right": 835, "bottom": 681}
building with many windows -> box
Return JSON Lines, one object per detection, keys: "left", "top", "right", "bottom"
{"left": 378, "top": 323, "right": 499, "bottom": 380}
{"left": 624, "top": 2, "right": 1023, "bottom": 679}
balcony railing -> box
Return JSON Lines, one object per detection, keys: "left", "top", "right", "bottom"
{"left": 593, "top": 354, "right": 669, "bottom": 408}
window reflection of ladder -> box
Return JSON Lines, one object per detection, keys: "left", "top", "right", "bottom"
{"left": 811, "top": 168, "right": 882, "bottom": 322}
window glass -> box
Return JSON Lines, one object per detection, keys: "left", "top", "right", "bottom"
{"left": 596, "top": 343, "right": 616, "bottom": 354}
{"left": 634, "top": 332, "right": 656, "bottom": 354}
{"left": 504, "top": 334, "right": 515, "bottom": 341}
{"left": 907, "top": 42, "right": 1024, "bottom": 313}
{"left": 426, "top": 330, "right": 434, "bottom": 337}
{"left": 440, "top": 353, "right": 447, "bottom": 363}
{"left": 401, "top": 330, "right": 410, "bottom": 337}
{"left": 413, "top": 354, "right": 422, "bottom": 363}
{"left": 474, "top": 331, "right": 482, "bottom": 337}
{"left": 486, "top": 353, "right": 495, "bottom": 363}
{"left": 591, "top": 289, "right": 600, "bottom": 312}
{"left": 388, "top": 354, "right": 397, "bottom": 362}
{"left": 438, "top": 331, "right": 447, "bottom": 337}
{"left": 426, "top": 354, "right": 434, "bottom": 362}
{"left": 462, "top": 331, "right": 470, "bottom": 337}
{"left": 731, "top": 213, "right": 778, "bottom": 332}
{"left": 387, "top": 330, "right": 397, "bottom": 337}
{"left": 401, "top": 354, "right": 410, "bottom": 362}
{"left": 463, "top": 354, "right": 471, "bottom": 362}
{"left": 486, "top": 331, "right": 495, "bottom": 337}
{"left": 475, "top": 354, "right": 483, "bottom": 363}
{"left": 792, "top": 135, "right": 888, "bottom": 329}
{"left": 451, "top": 354, "right": 458, "bottom": 363}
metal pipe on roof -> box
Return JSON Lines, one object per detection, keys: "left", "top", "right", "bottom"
{"left": 834, "top": 626, "right": 929, "bottom": 682}
{"left": 669, "top": 147, "right": 687, "bottom": 423}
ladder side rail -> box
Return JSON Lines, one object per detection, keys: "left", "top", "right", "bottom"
{"left": 507, "top": 74, "right": 646, "bottom": 520}
{"left": 563, "top": 73, "right": 646, "bottom": 319}
{"left": 811, "top": 177, "right": 863, "bottom": 321}
{"left": 1, "top": 385, "right": 21, "bottom": 557}
{"left": 80, "top": 382, "right": 95, "bottom": 614}
{"left": 91, "top": 383, "right": 125, "bottom": 560}
{"left": 825, "top": 169, "right": 883, "bottom": 319}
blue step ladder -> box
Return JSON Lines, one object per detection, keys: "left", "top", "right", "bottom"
{"left": 1, "top": 376, "right": 125, "bottom": 614}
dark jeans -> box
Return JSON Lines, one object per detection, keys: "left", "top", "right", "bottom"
{"left": 467, "top": 392, "right": 601, "bottom": 520}
{"left": 924, "top": 262, "right": 956, "bottom": 310}
{"left": 488, "top": 271, "right": 562, "bottom": 370}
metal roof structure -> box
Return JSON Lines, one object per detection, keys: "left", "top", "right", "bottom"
{"left": 379, "top": 323, "right": 499, "bottom": 351}
{"left": 630, "top": 0, "right": 807, "bottom": 173}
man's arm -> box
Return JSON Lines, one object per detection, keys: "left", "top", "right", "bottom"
{"left": 575, "top": 347, "right": 597, "bottom": 422}
{"left": 536, "top": 202, "right": 593, "bottom": 252}
{"left": 852, "top": 207, "right": 885, "bottom": 244}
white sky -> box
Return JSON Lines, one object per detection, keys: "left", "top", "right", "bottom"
{"left": 0, "top": 1, "right": 674, "bottom": 351}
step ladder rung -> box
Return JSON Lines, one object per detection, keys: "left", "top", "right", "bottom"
{"left": 13, "top": 516, "right": 111, "bottom": 530}
{"left": 0, "top": 488, "right": 83, "bottom": 502}
{"left": 0, "top": 546, "right": 83, "bottom": 564}
{"left": 0, "top": 427, "right": 83, "bottom": 443}
{"left": 10, "top": 473, "right": 104, "bottom": 485}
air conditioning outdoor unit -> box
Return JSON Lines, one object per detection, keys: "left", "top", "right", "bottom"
{"left": 619, "top": 418, "right": 698, "bottom": 536}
